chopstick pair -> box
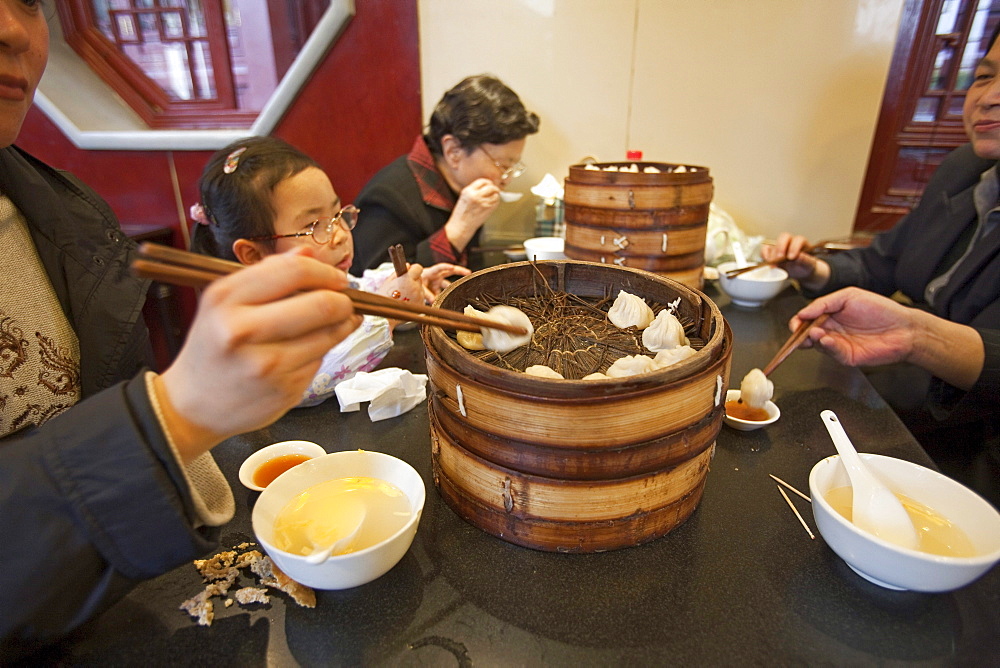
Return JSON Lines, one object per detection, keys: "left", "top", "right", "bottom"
{"left": 770, "top": 474, "right": 814, "bottom": 540}
{"left": 130, "top": 243, "right": 527, "bottom": 335}
{"left": 388, "top": 244, "right": 408, "bottom": 277}
{"left": 724, "top": 261, "right": 781, "bottom": 279}
{"left": 723, "top": 241, "right": 851, "bottom": 279}
{"left": 761, "top": 313, "right": 829, "bottom": 376}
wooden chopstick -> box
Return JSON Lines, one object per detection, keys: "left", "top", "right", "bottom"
{"left": 388, "top": 244, "right": 408, "bottom": 277}
{"left": 761, "top": 313, "right": 829, "bottom": 376}
{"left": 132, "top": 243, "right": 527, "bottom": 335}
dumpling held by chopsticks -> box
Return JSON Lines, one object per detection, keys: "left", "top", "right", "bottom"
{"left": 739, "top": 368, "right": 773, "bottom": 409}
{"left": 480, "top": 306, "right": 534, "bottom": 353}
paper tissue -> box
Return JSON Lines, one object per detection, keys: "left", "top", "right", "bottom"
{"left": 334, "top": 367, "right": 429, "bottom": 422}
{"left": 531, "top": 173, "right": 565, "bottom": 238}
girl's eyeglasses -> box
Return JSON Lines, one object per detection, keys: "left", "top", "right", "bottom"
{"left": 248, "top": 205, "right": 360, "bottom": 245}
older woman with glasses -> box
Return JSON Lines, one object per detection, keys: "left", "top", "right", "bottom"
{"left": 350, "top": 74, "right": 540, "bottom": 274}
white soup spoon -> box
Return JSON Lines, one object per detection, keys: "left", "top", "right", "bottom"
{"left": 303, "top": 503, "right": 367, "bottom": 564}
{"left": 820, "top": 410, "right": 919, "bottom": 550}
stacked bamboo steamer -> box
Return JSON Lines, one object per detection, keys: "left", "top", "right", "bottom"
{"left": 422, "top": 261, "right": 732, "bottom": 553}
{"left": 562, "top": 162, "right": 713, "bottom": 289}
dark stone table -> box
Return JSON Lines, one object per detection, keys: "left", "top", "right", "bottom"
{"left": 40, "top": 283, "right": 1000, "bottom": 666}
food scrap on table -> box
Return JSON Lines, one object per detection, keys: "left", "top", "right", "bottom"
{"left": 179, "top": 542, "right": 316, "bottom": 626}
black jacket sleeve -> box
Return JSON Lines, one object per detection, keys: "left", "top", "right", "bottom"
{"left": 0, "top": 375, "right": 218, "bottom": 655}
{"left": 351, "top": 157, "right": 452, "bottom": 273}
{"left": 814, "top": 144, "right": 996, "bottom": 305}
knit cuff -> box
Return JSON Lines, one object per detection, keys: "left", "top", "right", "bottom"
{"left": 143, "top": 372, "right": 235, "bottom": 528}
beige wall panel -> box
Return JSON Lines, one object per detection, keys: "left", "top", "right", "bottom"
{"left": 419, "top": 0, "right": 904, "bottom": 243}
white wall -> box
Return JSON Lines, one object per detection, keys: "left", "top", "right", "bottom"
{"left": 418, "top": 0, "right": 904, "bottom": 244}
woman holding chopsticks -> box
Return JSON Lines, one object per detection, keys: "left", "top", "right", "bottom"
{"left": 190, "top": 136, "right": 470, "bottom": 406}
{"left": 0, "top": 3, "right": 363, "bottom": 651}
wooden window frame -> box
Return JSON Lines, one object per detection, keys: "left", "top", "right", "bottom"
{"left": 854, "top": 0, "right": 1000, "bottom": 233}
{"left": 57, "top": 0, "right": 258, "bottom": 130}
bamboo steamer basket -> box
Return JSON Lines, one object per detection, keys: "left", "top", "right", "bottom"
{"left": 422, "top": 260, "right": 732, "bottom": 552}
{"left": 563, "top": 162, "right": 713, "bottom": 289}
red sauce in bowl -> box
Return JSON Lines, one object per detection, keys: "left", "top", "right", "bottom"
{"left": 725, "top": 399, "right": 770, "bottom": 422}
{"left": 253, "top": 453, "right": 313, "bottom": 488}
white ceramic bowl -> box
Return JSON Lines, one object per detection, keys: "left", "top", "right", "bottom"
{"left": 809, "top": 453, "right": 1000, "bottom": 592}
{"left": 251, "top": 450, "right": 426, "bottom": 589}
{"left": 723, "top": 389, "right": 780, "bottom": 431}
{"left": 238, "top": 440, "right": 327, "bottom": 492}
{"left": 716, "top": 261, "right": 788, "bottom": 308}
{"left": 523, "top": 236, "right": 566, "bottom": 261}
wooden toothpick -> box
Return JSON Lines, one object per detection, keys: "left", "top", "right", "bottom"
{"left": 769, "top": 473, "right": 811, "bottom": 502}
{"left": 777, "top": 485, "right": 815, "bottom": 540}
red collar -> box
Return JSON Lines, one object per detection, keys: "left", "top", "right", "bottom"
{"left": 406, "top": 136, "right": 456, "bottom": 211}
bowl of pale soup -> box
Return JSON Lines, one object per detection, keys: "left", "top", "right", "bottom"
{"left": 809, "top": 453, "right": 1000, "bottom": 592}
{"left": 251, "top": 450, "right": 425, "bottom": 589}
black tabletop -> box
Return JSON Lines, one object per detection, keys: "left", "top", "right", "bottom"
{"left": 42, "top": 284, "right": 1000, "bottom": 666}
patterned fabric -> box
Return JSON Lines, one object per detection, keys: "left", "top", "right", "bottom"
{"left": 405, "top": 137, "right": 466, "bottom": 265}
{"left": 297, "top": 265, "right": 396, "bottom": 407}
{"left": 0, "top": 195, "right": 81, "bottom": 437}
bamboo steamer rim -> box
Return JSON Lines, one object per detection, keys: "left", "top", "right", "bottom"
{"left": 422, "top": 260, "right": 729, "bottom": 400}
{"left": 567, "top": 161, "right": 712, "bottom": 186}
{"left": 426, "top": 337, "right": 732, "bottom": 406}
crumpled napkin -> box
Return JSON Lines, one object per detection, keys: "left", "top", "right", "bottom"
{"left": 334, "top": 368, "right": 428, "bottom": 422}
{"left": 530, "top": 173, "right": 564, "bottom": 203}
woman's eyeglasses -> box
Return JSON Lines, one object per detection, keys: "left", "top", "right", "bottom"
{"left": 478, "top": 146, "right": 526, "bottom": 181}
{"left": 248, "top": 205, "right": 360, "bottom": 245}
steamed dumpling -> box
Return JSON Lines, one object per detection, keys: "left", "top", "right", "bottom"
{"left": 480, "top": 305, "right": 534, "bottom": 353}
{"left": 740, "top": 368, "right": 773, "bottom": 409}
{"left": 606, "top": 354, "right": 657, "bottom": 378}
{"left": 582, "top": 372, "right": 610, "bottom": 380}
{"left": 525, "top": 365, "right": 564, "bottom": 379}
{"left": 652, "top": 345, "right": 696, "bottom": 369}
{"left": 607, "top": 290, "right": 655, "bottom": 329}
{"left": 642, "top": 309, "right": 689, "bottom": 352}
{"left": 457, "top": 305, "right": 487, "bottom": 350}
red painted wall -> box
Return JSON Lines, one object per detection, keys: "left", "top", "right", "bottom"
{"left": 16, "top": 0, "right": 421, "bottom": 240}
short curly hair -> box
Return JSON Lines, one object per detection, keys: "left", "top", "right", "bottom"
{"left": 425, "top": 74, "right": 540, "bottom": 156}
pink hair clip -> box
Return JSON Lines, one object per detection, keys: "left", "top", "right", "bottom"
{"left": 223, "top": 146, "right": 247, "bottom": 174}
{"left": 190, "top": 203, "right": 211, "bottom": 225}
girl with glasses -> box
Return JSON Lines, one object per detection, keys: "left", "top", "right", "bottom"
{"left": 192, "top": 136, "right": 469, "bottom": 406}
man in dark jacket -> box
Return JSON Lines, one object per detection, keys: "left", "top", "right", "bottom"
{"left": 762, "top": 24, "right": 1000, "bottom": 499}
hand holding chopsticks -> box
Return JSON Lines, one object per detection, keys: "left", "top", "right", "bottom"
{"left": 724, "top": 241, "right": 852, "bottom": 279}
{"left": 761, "top": 313, "right": 829, "bottom": 376}
{"left": 131, "top": 243, "right": 527, "bottom": 335}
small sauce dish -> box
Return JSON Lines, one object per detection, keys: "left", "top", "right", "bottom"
{"left": 239, "top": 440, "right": 327, "bottom": 491}
{"left": 723, "top": 389, "right": 780, "bottom": 431}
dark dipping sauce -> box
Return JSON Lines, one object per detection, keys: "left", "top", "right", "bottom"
{"left": 725, "top": 399, "right": 769, "bottom": 422}
{"left": 253, "top": 453, "right": 313, "bottom": 488}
